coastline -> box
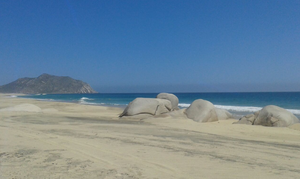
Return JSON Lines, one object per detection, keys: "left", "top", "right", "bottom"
{"left": 1, "top": 93, "right": 300, "bottom": 178}
{"left": 16, "top": 92, "right": 300, "bottom": 119}
{"left": 17, "top": 93, "right": 129, "bottom": 109}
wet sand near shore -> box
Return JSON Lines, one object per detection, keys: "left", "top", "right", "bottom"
{"left": 1, "top": 94, "right": 300, "bottom": 179}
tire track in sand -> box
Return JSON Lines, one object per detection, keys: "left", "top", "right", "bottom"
{"left": 7, "top": 125, "right": 181, "bottom": 178}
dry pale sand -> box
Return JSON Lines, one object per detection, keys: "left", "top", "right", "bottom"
{"left": 1, "top": 94, "right": 300, "bottom": 179}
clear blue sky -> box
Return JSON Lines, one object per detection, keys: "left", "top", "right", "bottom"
{"left": 1, "top": 0, "right": 299, "bottom": 92}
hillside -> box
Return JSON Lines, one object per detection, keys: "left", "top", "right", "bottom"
{"left": 0, "top": 74, "right": 97, "bottom": 94}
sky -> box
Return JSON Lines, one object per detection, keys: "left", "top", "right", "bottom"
{"left": 1, "top": 0, "right": 300, "bottom": 93}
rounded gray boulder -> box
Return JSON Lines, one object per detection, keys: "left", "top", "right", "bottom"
{"left": 254, "top": 105, "right": 299, "bottom": 127}
{"left": 156, "top": 93, "right": 179, "bottom": 111}
{"left": 185, "top": 99, "right": 218, "bottom": 123}
{"left": 215, "top": 108, "right": 233, "bottom": 120}
{"left": 119, "top": 98, "right": 172, "bottom": 117}
{"left": 234, "top": 105, "right": 299, "bottom": 127}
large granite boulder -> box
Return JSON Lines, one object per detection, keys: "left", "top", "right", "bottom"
{"left": 234, "top": 105, "right": 299, "bottom": 127}
{"left": 185, "top": 99, "right": 218, "bottom": 122}
{"left": 215, "top": 108, "right": 233, "bottom": 120}
{"left": 156, "top": 93, "right": 179, "bottom": 111}
{"left": 254, "top": 105, "right": 299, "bottom": 127}
{"left": 119, "top": 98, "right": 172, "bottom": 117}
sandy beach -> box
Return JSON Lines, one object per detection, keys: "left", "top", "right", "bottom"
{"left": 1, "top": 94, "right": 300, "bottom": 179}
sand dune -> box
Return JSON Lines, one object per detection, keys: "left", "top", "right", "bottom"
{"left": 1, "top": 94, "right": 300, "bottom": 179}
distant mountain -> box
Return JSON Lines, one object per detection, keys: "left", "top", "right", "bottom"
{"left": 0, "top": 73, "right": 97, "bottom": 94}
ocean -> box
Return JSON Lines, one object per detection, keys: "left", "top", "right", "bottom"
{"left": 19, "top": 92, "right": 300, "bottom": 119}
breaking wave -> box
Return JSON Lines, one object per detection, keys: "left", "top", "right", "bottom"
{"left": 178, "top": 103, "right": 190, "bottom": 108}
{"left": 178, "top": 103, "right": 300, "bottom": 115}
{"left": 79, "top": 97, "right": 96, "bottom": 105}
{"left": 214, "top": 105, "right": 262, "bottom": 112}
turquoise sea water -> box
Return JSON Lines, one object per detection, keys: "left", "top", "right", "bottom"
{"left": 19, "top": 92, "right": 300, "bottom": 118}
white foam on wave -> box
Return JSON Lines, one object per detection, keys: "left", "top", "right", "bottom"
{"left": 179, "top": 103, "right": 261, "bottom": 112}
{"left": 214, "top": 105, "right": 262, "bottom": 112}
{"left": 79, "top": 97, "right": 96, "bottom": 105}
{"left": 179, "top": 103, "right": 300, "bottom": 115}
{"left": 178, "top": 103, "right": 191, "bottom": 108}
{"left": 288, "top": 109, "right": 300, "bottom": 115}
{"left": 80, "top": 97, "right": 93, "bottom": 100}
{"left": 215, "top": 105, "right": 300, "bottom": 115}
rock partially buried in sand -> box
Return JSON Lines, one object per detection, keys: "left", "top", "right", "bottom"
{"left": 215, "top": 108, "right": 233, "bottom": 120}
{"left": 234, "top": 105, "right": 299, "bottom": 127}
{"left": 119, "top": 98, "right": 172, "bottom": 117}
{"left": 153, "top": 108, "right": 188, "bottom": 119}
{"left": 235, "top": 114, "right": 257, "bottom": 125}
{"left": 156, "top": 93, "right": 179, "bottom": 111}
{"left": 185, "top": 99, "right": 218, "bottom": 123}
{"left": 0, "top": 103, "right": 42, "bottom": 113}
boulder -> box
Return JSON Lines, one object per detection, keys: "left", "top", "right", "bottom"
{"left": 156, "top": 93, "right": 179, "bottom": 110}
{"left": 234, "top": 105, "right": 299, "bottom": 127}
{"left": 185, "top": 99, "right": 218, "bottom": 122}
{"left": 234, "top": 113, "right": 257, "bottom": 125}
{"left": 119, "top": 98, "right": 172, "bottom": 117}
{"left": 215, "top": 108, "right": 233, "bottom": 120}
{"left": 119, "top": 114, "right": 153, "bottom": 120}
{"left": 254, "top": 105, "right": 299, "bottom": 127}
{"left": 155, "top": 109, "right": 188, "bottom": 119}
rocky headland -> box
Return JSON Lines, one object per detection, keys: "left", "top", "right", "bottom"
{"left": 0, "top": 73, "right": 97, "bottom": 94}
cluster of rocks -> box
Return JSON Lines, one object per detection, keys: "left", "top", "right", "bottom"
{"left": 119, "top": 93, "right": 232, "bottom": 122}
{"left": 119, "top": 93, "right": 180, "bottom": 120}
{"left": 119, "top": 93, "right": 299, "bottom": 127}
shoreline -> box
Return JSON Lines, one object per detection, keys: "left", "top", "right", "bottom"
{"left": 13, "top": 93, "right": 300, "bottom": 119}
{"left": 10, "top": 93, "right": 128, "bottom": 109}
{"left": 1, "top": 93, "right": 300, "bottom": 178}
